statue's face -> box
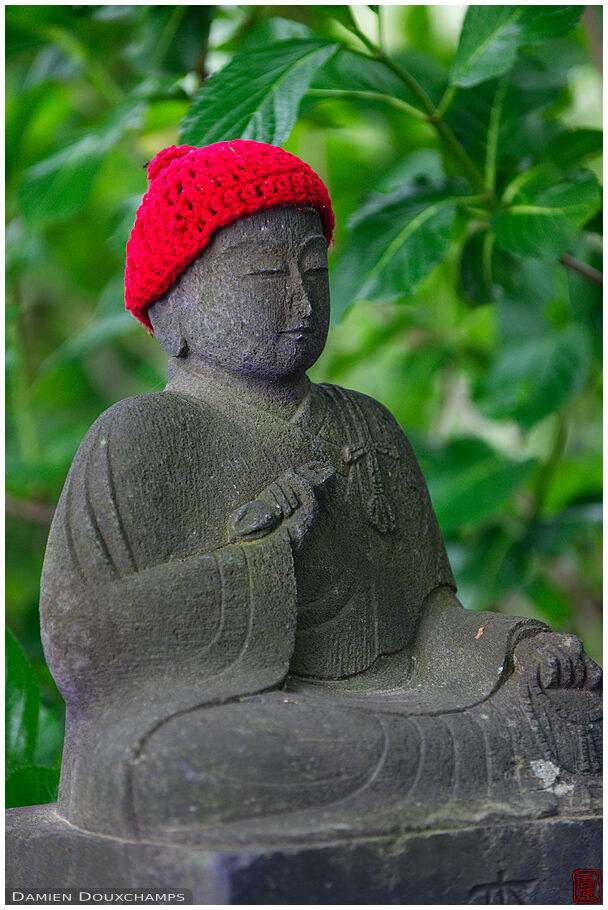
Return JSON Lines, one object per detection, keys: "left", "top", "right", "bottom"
{"left": 153, "top": 206, "right": 330, "bottom": 379}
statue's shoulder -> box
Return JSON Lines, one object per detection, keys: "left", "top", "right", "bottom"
{"left": 73, "top": 390, "right": 218, "bottom": 469}
{"left": 88, "top": 389, "right": 215, "bottom": 437}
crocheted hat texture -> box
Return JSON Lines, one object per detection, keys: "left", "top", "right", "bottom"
{"left": 125, "top": 139, "right": 335, "bottom": 329}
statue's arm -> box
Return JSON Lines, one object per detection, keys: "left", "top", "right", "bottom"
{"left": 40, "top": 398, "right": 335, "bottom": 707}
{"left": 41, "top": 520, "right": 298, "bottom": 707}
{"left": 354, "top": 392, "right": 587, "bottom": 694}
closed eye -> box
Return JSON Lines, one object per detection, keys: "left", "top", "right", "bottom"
{"left": 305, "top": 266, "right": 328, "bottom": 274}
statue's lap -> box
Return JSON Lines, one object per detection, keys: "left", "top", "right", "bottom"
{"left": 130, "top": 676, "right": 545, "bottom": 837}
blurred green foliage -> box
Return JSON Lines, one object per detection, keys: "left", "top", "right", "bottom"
{"left": 6, "top": 6, "right": 602, "bottom": 807}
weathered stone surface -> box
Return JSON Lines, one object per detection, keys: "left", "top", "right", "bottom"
{"left": 6, "top": 805, "right": 602, "bottom": 904}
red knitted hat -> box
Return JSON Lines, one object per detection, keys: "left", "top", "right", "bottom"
{"left": 124, "top": 139, "right": 335, "bottom": 329}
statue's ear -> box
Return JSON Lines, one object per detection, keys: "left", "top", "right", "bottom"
{"left": 148, "top": 284, "right": 189, "bottom": 357}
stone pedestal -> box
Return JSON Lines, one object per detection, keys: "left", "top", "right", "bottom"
{"left": 6, "top": 805, "right": 602, "bottom": 904}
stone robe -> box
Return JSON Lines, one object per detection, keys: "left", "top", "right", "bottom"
{"left": 40, "top": 362, "right": 600, "bottom": 843}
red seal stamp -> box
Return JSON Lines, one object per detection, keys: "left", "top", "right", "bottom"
{"left": 573, "top": 870, "right": 601, "bottom": 903}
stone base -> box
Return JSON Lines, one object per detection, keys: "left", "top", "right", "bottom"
{"left": 6, "top": 805, "right": 602, "bottom": 904}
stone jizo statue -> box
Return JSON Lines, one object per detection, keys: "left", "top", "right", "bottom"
{"left": 14, "top": 141, "right": 600, "bottom": 895}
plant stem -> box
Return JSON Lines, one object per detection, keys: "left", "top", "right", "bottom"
{"left": 560, "top": 254, "right": 603, "bottom": 287}
{"left": 531, "top": 414, "right": 569, "bottom": 522}
{"left": 430, "top": 115, "right": 489, "bottom": 197}
{"left": 6, "top": 495, "right": 55, "bottom": 527}
{"left": 485, "top": 77, "right": 508, "bottom": 192}
{"left": 453, "top": 195, "right": 487, "bottom": 208}
{"left": 583, "top": 6, "right": 603, "bottom": 74}
{"left": 153, "top": 5, "right": 186, "bottom": 69}
{"left": 307, "top": 88, "right": 428, "bottom": 121}
{"left": 377, "top": 5, "right": 385, "bottom": 52}
{"left": 482, "top": 231, "right": 496, "bottom": 288}
{"left": 44, "top": 26, "right": 125, "bottom": 105}
{"left": 436, "top": 85, "right": 456, "bottom": 118}
{"left": 8, "top": 289, "right": 40, "bottom": 466}
{"left": 345, "top": 26, "right": 489, "bottom": 197}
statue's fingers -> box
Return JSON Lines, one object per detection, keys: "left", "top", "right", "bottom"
{"left": 275, "top": 475, "right": 300, "bottom": 512}
{"left": 255, "top": 492, "right": 282, "bottom": 519}
{"left": 539, "top": 649, "right": 559, "bottom": 690}
{"left": 553, "top": 645, "right": 574, "bottom": 689}
{"left": 286, "top": 504, "right": 315, "bottom": 550}
{"left": 569, "top": 648, "right": 587, "bottom": 689}
{"left": 266, "top": 481, "right": 294, "bottom": 518}
{"left": 582, "top": 654, "right": 603, "bottom": 691}
{"left": 297, "top": 461, "right": 336, "bottom": 490}
{"left": 283, "top": 469, "right": 317, "bottom": 515}
{"left": 552, "top": 634, "right": 585, "bottom": 688}
{"left": 547, "top": 641, "right": 583, "bottom": 689}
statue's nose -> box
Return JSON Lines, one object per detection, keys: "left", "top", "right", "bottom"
{"left": 289, "top": 273, "right": 313, "bottom": 317}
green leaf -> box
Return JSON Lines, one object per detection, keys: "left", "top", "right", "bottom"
{"left": 478, "top": 323, "right": 592, "bottom": 428}
{"left": 446, "top": 51, "right": 578, "bottom": 170}
{"left": 459, "top": 231, "right": 495, "bottom": 306}
{"left": 447, "top": 525, "right": 529, "bottom": 610}
{"left": 451, "top": 6, "right": 583, "bottom": 88}
{"left": 415, "top": 437, "right": 536, "bottom": 534}
{"left": 492, "top": 251, "right": 558, "bottom": 311}
{"left": 376, "top": 150, "right": 444, "bottom": 193}
{"left": 532, "top": 503, "right": 602, "bottom": 558}
{"left": 451, "top": 6, "right": 521, "bottom": 88}
{"left": 6, "top": 627, "right": 40, "bottom": 774}
{"left": 311, "top": 46, "right": 448, "bottom": 110}
{"left": 180, "top": 38, "right": 339, "bottom": 146}
{"left": 6, "top": 765, "right": 60, "bottom": 809}
{"left": 19, "top": 102, "right": 146, "bottom": 224}
{"left": 312, "top": 47, "right": 407, "bottom": 99}
{"left": 517, "top": 6, "right": 584, "bottom": 43}
{"left": 493, "top": 170, "right": 600, "bottom": 260}
{"left": 541, "top": 128, "right": 603, "bottom": 171}
{"left": 130, "top": 6, "right": 213, "bottom": 75}
{"left": 33, "top": 704, "right": 64, "bottom": 769}
{"left": 543, "top": 455, "right": 602, "bottom": 513}
{"left": 331, "top": 179, "right": 460, "bottom": 321}
{"left": 315, "top": 6, "right": 358, "bottom": 30}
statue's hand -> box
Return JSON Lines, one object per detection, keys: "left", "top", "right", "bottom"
{"left": 514, "top": 632, "right": 602, "bottom": 693}
{"left": 513, "top": 631, "right": 602, "bottom": 775}
{"left": 260, "top": 461, "right": 336, "bottom": 552}
{"left": 227, "top": 462, "right": 336, "bottom": 549}
{"left": 228, "top": 499, "right": 282, "bottom": 543}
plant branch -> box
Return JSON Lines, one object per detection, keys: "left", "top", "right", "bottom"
{"left": 344, "top": 26, "right": 489, "bottom": 197}
{"left": 6, "top": 495, "right": 55, "bottom": 527}
{"left": 44, "top": 26, "right": 125, "bottom": 105}
{"left": 153, "top": 5, "right": 186, "bottom": 69}
{"left": 436, "top": 85, "right": 456, "bottom": 118}
{"left": 377, "top": 5, "right": 385, "bottom": 52}
{"left": 560, "top": 254, "right": 603, "bottom": 287}
{"left": 485, "top": 77, "right": 508, "bottom": 192}
{"left": 8, "top": 288, "right": 40, "bottom": 466}
{"left": 583, "top": 6, "right": 603, "bottom": 74}
{"left": 429, "top": 115, "right": 490, "bottom": 197}
{"left": 530, "top": 414, "right": 569, "bottom": 522}
{"left": 307, "top": 88, "right": 428, "bottom": 121}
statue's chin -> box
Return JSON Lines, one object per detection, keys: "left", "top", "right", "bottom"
{"left": 218, "top": 340, "right": 324, "bottom": 381}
